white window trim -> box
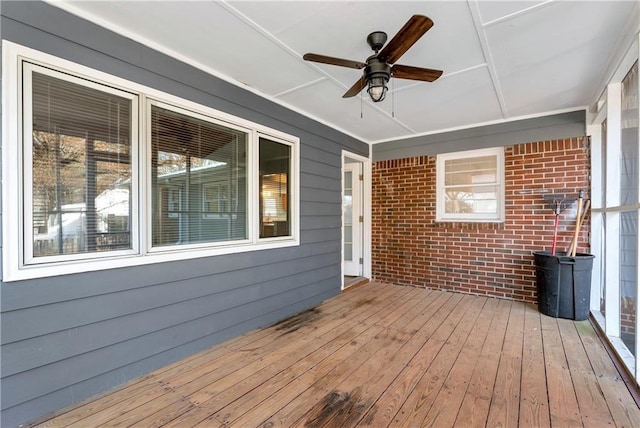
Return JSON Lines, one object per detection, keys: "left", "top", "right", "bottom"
{"left": 2, "top": 41, "right": 300, "bottom": 282}
{"left": 436, "top": 147, "right": 505, "bottom": 223}
{"left": 256, "top": 133, "right": 299, "bottom": 243}
{"left": 21, "top": 61, "right": 142, "bottom": 266}
{"left": 144, "top": 98, "right": 256, "bottom": 253}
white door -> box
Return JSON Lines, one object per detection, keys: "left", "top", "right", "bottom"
{"left": 343, "top": 162, "right": 363, "bottom": 276}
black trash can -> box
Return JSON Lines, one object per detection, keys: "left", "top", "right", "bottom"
{"left": 533, "top": 251, "right": 595, "bottom": 321}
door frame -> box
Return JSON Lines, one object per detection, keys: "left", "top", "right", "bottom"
{"left": 341, "top": 150, "right": 371, "bottom": 290}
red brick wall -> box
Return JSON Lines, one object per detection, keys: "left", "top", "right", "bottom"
{"left": 372, "top": 137, "right": 590, "bottom": 303}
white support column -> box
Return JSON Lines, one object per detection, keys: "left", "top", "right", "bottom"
{"left": 587, "top": 122, "right": 603, "bottom": 311}
{"left": 605, "top": 82, "right": 622, "bottom": 337}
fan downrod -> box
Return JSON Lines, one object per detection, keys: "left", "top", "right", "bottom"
{"left": 366, "top": 31, "right": 387, "bottom": 52}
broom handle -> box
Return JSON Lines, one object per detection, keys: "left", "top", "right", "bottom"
{"left": 568, "top": 191, "right": 584, "bottom": 256}
{"left": 570, "top": 199, "right": 590, "bottom": 257}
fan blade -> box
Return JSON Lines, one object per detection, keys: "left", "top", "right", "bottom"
{"left": 391, "top": 64, "right": 443, "bottom": 82}
{"left": 303, "top": 53, "right": 366, "bottom": 69}
{"left": 378, "top": 15, "right": 434, "bottom": 64}
{"left": 343, "top": 76, "right": 367, "bottom": 98}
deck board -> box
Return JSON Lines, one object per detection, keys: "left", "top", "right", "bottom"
{"left": 454, "top": 298, "right": 512, "bottom": 427}
{"left": 518, "top": 303, "right": 551, "bottom": 428}
{"left": 486, "top": 300, "right": 525, "bottom": 428}
{"left": 541, "top": 311, "right": 583, "bottom": 427}
{"left": 32, "top": 282, "right": 640, "bottom": 428}
{"left": 422, "top": 296, "right": 499, "bottom": 427}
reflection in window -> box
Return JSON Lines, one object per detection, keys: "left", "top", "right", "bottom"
{"left": 151, "top": 104, "right": 247, "bottom": 246}
{"left": 202, "top": 183, "right": 229, "bottom": 219}
{"left": 30, "top": 71, "right": 132, "bottom": 257}
{"left": 436, "top": 148, "right": 504, "bottom": 222}
{"left": 444, "top": 155, "right": 498, "bottom": 214}
{"left": 619, "top": 61, "right": 638, "bottom": 356}
{"left": 621, "top": 60, "right": 639, "bottom": 206}
{"left": 260, "top": 138, "right": 291, "bottom": 238}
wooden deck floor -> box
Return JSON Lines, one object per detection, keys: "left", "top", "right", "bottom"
{"left": 34, "top": 282, "right": 640, "bottom": 427}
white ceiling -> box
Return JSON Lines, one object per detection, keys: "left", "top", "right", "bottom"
{"left": 52, "top": 1, "right": 639, "bottom": 144}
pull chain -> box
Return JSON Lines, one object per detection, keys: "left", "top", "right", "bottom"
{"left": 392, "top": 78, "right": 395, "bottom": 118}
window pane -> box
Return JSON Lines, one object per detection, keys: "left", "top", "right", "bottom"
{"left": 31, "top": 72, "right": 132, "bottom": 257}
{"left": 344, "top": 171, "right": 353, "bottom": 260}
{"left": 151, "top": 105, "right": 247, "bottom": 246}
{"left": 260, "top": 138, "right": 291, "bottom": 238}
{"left": 621, "top": 61, "right": 639, "bottom": 206}
{"left": 445, "top": 155, "right": 497, "bottom": 186}
{"left": 620, "top": 210, "right": 638, "bottom": 357}
{"left": 444, "top": 184, "right": 498, "bottom": 214}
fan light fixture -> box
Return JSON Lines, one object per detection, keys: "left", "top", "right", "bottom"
{"left": 365, "top": 58, "right": 391, "bottom": 102}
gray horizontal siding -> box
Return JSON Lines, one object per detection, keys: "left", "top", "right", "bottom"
{"left": 1, "top": 247, "right": 340, "bottom": 346}
{"left": 373, "top": 110, "right": 586, "bottom": 161}
{"left": 0, "top": 1, "right": 368, "bottom": 426}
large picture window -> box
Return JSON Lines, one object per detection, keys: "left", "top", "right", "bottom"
{"left": 4, "top": 42, "right": 299, "bottom": 281}
{"left": 436, "top": 147, "right": 505, "bottom": 222}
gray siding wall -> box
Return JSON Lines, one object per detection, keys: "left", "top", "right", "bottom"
{"left": 373, "top": 110, "right": 586, "bottom": 161}
{"left": 0, "top": 2, "right": 368, "bottom": 426}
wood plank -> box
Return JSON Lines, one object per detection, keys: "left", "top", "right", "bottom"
{"left": 540, "top": 313, "right": 582, "bottom": 427}
{"left": 393, "top": 295, "right": 487, "bottom": 427}
{"left": 558, "top": 318, "right": 614, "bottom": 427}
{"left": 486, "top": 301, "right": 525, "bottom": 428}
{"left": 292, "top": 289, "right": 453, "bottom": 427}
{"left": 228, "top": 289, "right": 432, "bottom": 426}
{"left": 158, "top": 289, "right": 415, "bottom": 427}
{"left": 575, "top": 320, "right": 640, "bottom": 427}
{"left": 454, "top": 299, "right": 512, "bottom": 427}
{"left": 357, "top": 292, "right": 470, "bottom": 426}
{"left": 420, "top": 297, "right": 500, "bottom": 428}
{"left": 215, "top": 290, "right": 450, "bottom": 428}
{"left": 518, "top": 304, "right": 551, "bottom": 428}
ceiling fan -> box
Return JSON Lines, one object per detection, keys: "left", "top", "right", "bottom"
{"left": 303, "top": 15, "right": 443, "bottom": 103}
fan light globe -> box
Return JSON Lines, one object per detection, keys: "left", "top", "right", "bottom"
{"left": 367, "top": 78, "right": 388, "bottom": 102}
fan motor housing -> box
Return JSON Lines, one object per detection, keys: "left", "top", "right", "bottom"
{"left": 365, "top": 57, "right": 391, "bottom": 81}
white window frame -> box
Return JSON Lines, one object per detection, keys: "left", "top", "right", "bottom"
{"left": 145, "top": 98, "right": 255, "bottom": 252}
{"left": 21, "top": 61, "right": 141, "bottom": 266}
{"left": 2, "top": 41, "right": 300, "bottom": 282}
{"left": 436, "top": 147, "right": 505, "bottom": 222}
{"left": 257, "top": 133, "right": 298, "bottom": 242}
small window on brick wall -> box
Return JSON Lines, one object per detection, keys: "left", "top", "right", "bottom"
{"left": 436, "top": 147, "right": 505, "bottom": 222}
